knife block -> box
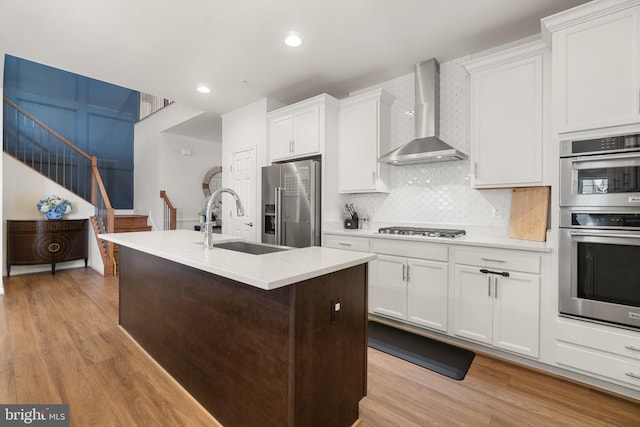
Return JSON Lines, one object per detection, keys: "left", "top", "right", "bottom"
{"left": 344, "top": 218, "right": 359, "bottom": 229}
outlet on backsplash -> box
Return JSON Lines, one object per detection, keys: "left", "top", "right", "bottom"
{"left": 492, "top": 207, "right": 503, "bottom": 218}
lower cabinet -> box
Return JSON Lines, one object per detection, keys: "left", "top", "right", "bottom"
{"left": 371, "top": 240, "right": 448, "bottom": 333}
{"left": 453, "top": 248, "right": 541, "bottom": 358}
{"left": 556, "top": 318, "right": 640, "bottom": 390}
{"left": 325, "top": 233, "right": 543, "bottom": 357}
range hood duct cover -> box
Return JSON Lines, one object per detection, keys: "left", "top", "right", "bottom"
{"left": 378, "top": 58, "right": 467, "bottom": 165}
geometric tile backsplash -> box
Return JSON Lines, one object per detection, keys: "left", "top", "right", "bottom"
{"left": 342, "top": 55, "right": 512, "bottom": 229}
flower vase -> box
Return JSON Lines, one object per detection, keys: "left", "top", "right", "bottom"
{"left": 46, "top": 211, "right": 63, "bottom": 220}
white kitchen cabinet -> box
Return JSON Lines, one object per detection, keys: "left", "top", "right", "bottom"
{"left": 268, "top": 94, "right": 339, "bottom": 162}
{"left": 556, "top": 318, "right": 640, "bottom": 390}
{"left": 371, "top": 239, "right": 449, "bottom": 332}
{"left": 406, "top": 258, "right": 449, "bottom": 332}
{"left": 542, "top": 1, "right": 640, "bottom": 133}
{"left": 338, "top": 88, "right": 394, "bottom": 193}
{"left": 373, "top": 255, "right": 408, "bottom": 319}
{"left": 465, "top": 40, "right": 548, "bottom": 188}
{"left": 453, "top": 248, "right": 541, "bottom": 358}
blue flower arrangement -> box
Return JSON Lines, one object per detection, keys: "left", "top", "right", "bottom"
{"left": 37, "top": 194, "right": 72, "bottom": 219}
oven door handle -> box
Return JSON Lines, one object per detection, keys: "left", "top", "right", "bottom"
{"left": 570, "top": 152, "right": 640, "bottom": 163}
{"left": 570, "top": 231, "right": 640, "bottom": 239}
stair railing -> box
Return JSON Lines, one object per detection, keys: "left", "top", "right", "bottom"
{"left": 160, "top": 190, "right": 177, "bottom": 230}
{"left": 3, "top": 97, "right": 116, "bottom": 275}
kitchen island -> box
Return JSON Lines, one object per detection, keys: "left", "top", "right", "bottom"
{"left": 99, "top": 230, "right": 375, "bottom": 427}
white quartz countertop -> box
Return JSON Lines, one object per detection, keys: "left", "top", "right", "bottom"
{"left": 99, "top": 230, "right": 375, "bottom": 290}
{"left": 324, "top": 228, "right": 552, "bottom": 253}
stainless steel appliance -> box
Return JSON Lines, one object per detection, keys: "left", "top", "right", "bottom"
{"left": 262, "top": 159, "right": 321, "bottom": 247}
{"left": 559, "top": 209, "right": 640, "bottom": 329}
{"left": 378, "top": 226, "right": 466, "bottom": 238}
{"left": 559, "top": 132, "right": 640, "bottom": 329}
{"left": 377, "top": 59, "right": 467, "bottom": 165}
{"left": 560, "top": 133, "right": 640, "bottom": 207}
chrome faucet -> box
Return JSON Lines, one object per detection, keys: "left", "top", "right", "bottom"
{"left": 203, "top": 187, "right": 245, "bottom": 249}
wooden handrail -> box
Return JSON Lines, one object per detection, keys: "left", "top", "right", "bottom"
{"left": 160, "top": 190, "right": 177, "bottom": 230}
{"left": 3, "top": 97, "right": 93, "bottom": 161}
{"left": 92, "top": 160, "right": 112, "bottom": 210}
{"left": 160, "top": 190, "right": 176, "bottom": 210}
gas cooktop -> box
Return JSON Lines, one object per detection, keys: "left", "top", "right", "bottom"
{"left": 378, "top": 226, "right": 466, "bottom": 238}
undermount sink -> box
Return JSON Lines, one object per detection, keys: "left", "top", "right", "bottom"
{"left": 211, "top": 241, "right": 291, "bottom": 255}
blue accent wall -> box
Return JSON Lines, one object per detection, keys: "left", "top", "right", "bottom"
{"left": 3, "top": 55, "right": 139, "bottom": 209}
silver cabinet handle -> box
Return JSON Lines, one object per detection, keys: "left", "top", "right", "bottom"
{"left": 406, "top": 264, "right": 410, "bottom": 282}
{"left": 487, "top": 276, "right": 491, "bottom": 297}
{"left": 625, "top": 372, "right": 640, "bottom": 380}
{"left": 625, "top": 345, "right": 640, "bottom": 352}
{"left": 372, "top": 171, "right": 376, "bottom": 185}
{"left": 494, "top": 277, "right": 499, "bottom": 299}
{"left": 482, "top": 258, "right": 505, "bottom": 263}
{"left": 338, "top": 242, "right": 352, "bottom": 247}
{"left": 402, "top": 264, "right": 406, "bottom": 281}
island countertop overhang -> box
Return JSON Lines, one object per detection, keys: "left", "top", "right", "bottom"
{"left": 98, "top": 230, "right": 375, "bottom": 290}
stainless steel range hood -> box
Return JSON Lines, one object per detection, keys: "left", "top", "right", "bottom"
{"left": 378, "top": 58, "right": 467, "bottom": 165}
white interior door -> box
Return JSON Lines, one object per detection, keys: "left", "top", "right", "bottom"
{"left": 228, "top": 146, "right": 257, "bottom": 241}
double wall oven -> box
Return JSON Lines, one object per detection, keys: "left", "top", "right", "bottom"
{"left": 559, "top": 133, "right": 640, "bottom": 329}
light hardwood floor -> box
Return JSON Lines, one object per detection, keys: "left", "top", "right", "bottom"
{"left": 2, "top": 268, "right": 639, "bottom": 426}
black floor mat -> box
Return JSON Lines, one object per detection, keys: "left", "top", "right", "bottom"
{"left": 368, "top": 321, "right": 475, "bottom": 380}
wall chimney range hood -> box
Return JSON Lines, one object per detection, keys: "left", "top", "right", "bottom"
{"left": 378, "top": 58, "right": 467, "bottom": 165}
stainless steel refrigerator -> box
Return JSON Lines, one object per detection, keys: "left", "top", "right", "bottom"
{"left": 261, "top": 159, "right": 321, "bottom": 247}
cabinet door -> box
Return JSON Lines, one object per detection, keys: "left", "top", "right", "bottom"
{"left": 372, "top": 255, "right": 407, "bottom": 320}
{"left": 452, "top": 265, "right": 493, "bottom": 345}
{"left": 339, "top": 99, "right": 379, "bottom": 192}
{"left": 270, "top": 114, "right": 293, "bottom": 161}
{"left": 555, "top": 5, "right": 640, "bottom": 132}
{"left": 291, "top": 105, "right": 321, "bottom": 157}
{"left": 493, "top": 272, "right": 540, "bottom": 358}
{"left": 406, "top": 258, "right": 448, "bottom": 332}
{"left": 470, "top": 54, "right": 543, "bottom": 187}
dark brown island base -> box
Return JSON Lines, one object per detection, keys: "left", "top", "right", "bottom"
{"left": 118, "top": 245, "right": 369, "bottom": 427}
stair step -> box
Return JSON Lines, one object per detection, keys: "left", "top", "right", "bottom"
{"left": 114, "top": 215, "right": 151, "bottom": 232}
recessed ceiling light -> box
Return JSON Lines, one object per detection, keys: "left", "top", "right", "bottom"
{"left": 285, "top": 34, "right": 302, "bottom": 48}
{"left": 197, "top": 85, "right": 211, "bottom": 94}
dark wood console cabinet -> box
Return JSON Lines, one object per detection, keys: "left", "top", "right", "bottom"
{"left": 6, "top": 219, "right": 88, "bottom": 276}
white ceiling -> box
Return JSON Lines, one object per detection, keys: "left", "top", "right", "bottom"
{"left": 1, "top": 0, "right": 588, "bottom": 139}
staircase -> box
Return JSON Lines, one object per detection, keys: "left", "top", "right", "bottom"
{"left": 3, "top": 97, "right": 152, "bottom": 277}
{"left": 110, "top": 215, "right": 153, "bottom": 274}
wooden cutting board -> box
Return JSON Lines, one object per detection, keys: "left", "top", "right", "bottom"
{"left": 508, "top": 186, "right": 550, "bottom": 242}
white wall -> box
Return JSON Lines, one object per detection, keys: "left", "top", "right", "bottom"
{"left": 221, "top": 98, "right": 283, "bottom": 239}
{"left": 159, "top": 133, "right": 221, "bottom": 230}
{"left": 2, "top": 153, "right": 103, "bottom": 276}
{"left": 134, "top": 102, "right": 219, "bottom": 229}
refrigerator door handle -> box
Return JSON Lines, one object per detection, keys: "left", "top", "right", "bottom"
{"left": 275, "top": 187, "right": 285, "bottom": 245}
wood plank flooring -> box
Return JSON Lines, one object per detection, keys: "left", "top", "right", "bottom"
{"left": 2, "top": 268, "right": 639, "bottom": 426}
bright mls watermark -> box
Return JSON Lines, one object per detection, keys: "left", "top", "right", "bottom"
{"left": 0, "top": 405, "right": 68, "bottom": 426}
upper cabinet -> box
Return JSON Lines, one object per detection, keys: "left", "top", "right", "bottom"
{"left": 542, "top": 1, "right": 640, "bottom": 134}
{"left": 268, "top": 94, "right": 339, "bottom": 162}
{"left": 465, "top": 40, "right": 549, "bottom": 188}
{"left": 338, "top": 89, "right": 395, "bottom": 193}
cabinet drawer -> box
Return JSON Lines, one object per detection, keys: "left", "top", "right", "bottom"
{"left": 557, "top": 319, "right": 640, "bottom": 361}
{"left": 557, "top": 343, "right": 640, "bottom": 389}
{"left": 324, "top": 235, "right": 370, "bottom": 252}
{"left": 371, "top": 239, "right": 448, "bottom": 262}
{"left": 454, "top": 247, "right": 540, "bottom": 274}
